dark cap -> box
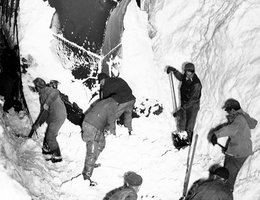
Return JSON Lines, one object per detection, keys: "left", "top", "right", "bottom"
{"left": 184, "top": 63, "right": 195, "bottom": 72}
{"left": 97, "top": 72, "right": 109, "bottom": 82}
{"left": 124, "top": 171, "right": 143, "bottom": 186}
{"left": 213, "top": 167, "right": 229, "bottom": 180}
{"left": 33, "top": 77, "right": 46, "bottom": 89}
{"left": 222, "top": 98, "right": 241, "bottom": 111}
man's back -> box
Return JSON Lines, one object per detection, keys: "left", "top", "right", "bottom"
{"left": 102, "top": 77, "right": 135, "bottom": 103}
{"left": 103, "top": 186, "right": 137, "bottom": 200}
{"left": 39, "top": 87, "right": 67, "bottom": 122}
{"left": 188, "top": 179, "right": 233, "bottom": 200}
{"left": 84, "top": 98, "right": 117, "bottom": 133}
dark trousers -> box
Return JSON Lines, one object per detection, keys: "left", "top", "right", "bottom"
{"left": 43, "top": 119, "right": 65, "bottom": 156}
{"left": 115, "top": 99, "right": 135, "bottom": 132}
{"left": 224, "top": 154, "right": 248, "bottom": 191}
{"left": 178, "top": 103, "right": 199, "bottom": 141}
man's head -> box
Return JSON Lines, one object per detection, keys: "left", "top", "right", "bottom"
{"left": 212, "top": 166, "right": 229, "bottom": 181}
{"left": 124, "top": 171, "right": 143, "bottom": 191}
{"left": 222, "top": 98, "right": 241, "bottom": 113}
{"left": 184, "top": 62, "right": 195, "bottom": 79}
{"left": 33, "top": 77, "right": 46, "bottom": 92}
{"left": 97, "top": 72, "right": 109, "bottom": 85}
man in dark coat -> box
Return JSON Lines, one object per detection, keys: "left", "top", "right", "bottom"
{"left": 103, "top": 171, "right": 143, "bottom": 200}
{"left": 184, "top": 165, "right": 233, "bottom": 200}
{"left": 32, "top": 77, "right": 67, "bottom": 163}
{"left": 98, "top": 72, "right": 136, "bottom": 135}
{"left": 81, "top": 97, "right": 118, "bottom": 183}
{"left": 0, "top": 72, "right": 17, "bottom": 112}
{"left": 166, "top": 62, "right": 202, "bottom": 144}
{"left": 208, "top": 98, "right": 257, "bottom": 191}
{"left": 1, "top": 45, "right": 20, "bottom": 97}
{"left": 0, "top": 45, "right": 22, "bottom": 113}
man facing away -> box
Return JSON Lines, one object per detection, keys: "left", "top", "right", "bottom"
{"left": 32, "top": 77, "right": 67, "bottom": 163}
{"left": 166, "top": 62, "right": 202, "bottom": 145}
{"left": 81, "top": 97, "right": 118, "bottom": 184}
{"left": 103, "top": 171, "right": 143, "bottom": 200}
{"left": 98, "top": 72, "right": 136, "bottom": 135}
{"left": 208, "top": 98, "right": 257, "bottom": 191}
{"left": 184, "top": 165, "right": 233, "bottom": 200}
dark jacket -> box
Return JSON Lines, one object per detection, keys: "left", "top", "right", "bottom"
{"left": 215, "top": 109, "right": 257, "bottom": 158}
{"left": 102, "top": 77, "right": 135, "bottom": 104}
{"left": 186, "top": 179, "right": 233, "bottom": 200}
{"left": 83, "top": 98, "right": 118, "bottom": 134}
{"left": 173, "top": 70, "right": 202, "bottom": 109}
{"left": 103, "top": 186, "right": 138, "bottom": 200}
{"left": 0, "top": 73, "right": 16, "bottom": 111}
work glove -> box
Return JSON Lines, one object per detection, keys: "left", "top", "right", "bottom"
{"left": 210, "top": 134, "right": 218, "bottom": 146}
{"left": 32, "top": 123, "right": 39, "bottom": 131}
{"left": 173, "top": 108, "right": 184, "bottom": 118}
{"left": 166, "top": 66, "right": 177, "bottom": 74}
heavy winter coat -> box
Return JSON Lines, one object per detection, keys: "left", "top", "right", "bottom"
{"left": 103, "top": 186, "right": 138, "bottom": 200}
{"left": 0, "top": 73, "right": 16, "bottom": 112}
{"left": 83, "top": 97, "right": 118, "bottom": 134}
{"left": 186, "top": 179, "right": 233, "bottom": 200}
{"left": 172, "top": 70, "right": 202, "bottom": 109}
{"left": 215, "top": 109, "right": 257, "bottom": 158}
{"left": 102, "top": 77, "right": 135, "bottom": 104}
{"left": 38, "top": 86, "right": 67, "bottom": 124}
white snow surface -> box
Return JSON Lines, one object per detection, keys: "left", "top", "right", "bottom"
{"left": 0, "top": 0, "right": 260, "bottom": 199}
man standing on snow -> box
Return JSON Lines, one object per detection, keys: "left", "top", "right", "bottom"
{"left": 81, "top": 97, "right": 118, "bottom": 184}
{"left": 166, "top": 62, "right": 202, "bottom": 146}
{"left": 103, "top": 171, "right": 143, "bottom": 200}
{"left": 208, "top": 98, "right": 257, "bottom": 191}
{"left": 32, "top": 77, "right": 67, "bottom": 163}
{"left": 98, "top": 72, "right": 136, "bottom": 135}
{"left": 184, "top": 165, "right": 233, "bottom": 200}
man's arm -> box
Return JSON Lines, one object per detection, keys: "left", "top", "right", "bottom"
{"left": 215, "top": 117, "right": 240, "bottom": 138}
{"left": 166, "top": 66, "right": 183, "bottom": 81}
{"left": 106, "top": 101, "right": 118, "bottom": 135}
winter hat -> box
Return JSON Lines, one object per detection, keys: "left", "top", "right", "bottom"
{"left": 213, "top": 167, "right": 229, "bottom": 180}
{"left": 208, "top": 163, "right": 222, "bottom": 175}
{"left": 33, "top": 77, "right": 46, "bottom": 89}
{"left": 222, "top": 98, "right": 241, "bottom": 111}
{"left": 124, "top": 171, "right": 143, "bottom": 186}
{"left": 97, "top": 72, "right": 109, "bottom": 82}
{"left": 184, "top": 63, "right": 195, "bottom": 72}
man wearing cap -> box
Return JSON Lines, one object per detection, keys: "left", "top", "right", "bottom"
{"left": 32, "top": 77, "right": 67, "bottom": 163}
{"left": 166, "top": 62, "right": 202, "bottom": 145}
{"left": 81, "top": 97, "right": 118, "bottom": 183}
{"left": 97, "top": 72, "right": 136, "bottom": 135}
{"left": 103, "top": 171, "right": 143, "bottom": 200}
{"left": 184, "top": 165, "right": 233, "bottom": 200}
{"left": 208, "top": 98, "right": 257, "bottom": 191}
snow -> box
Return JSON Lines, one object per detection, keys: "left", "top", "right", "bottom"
{"left": 0, "top": 0, "right": 260, "bottom": 200}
